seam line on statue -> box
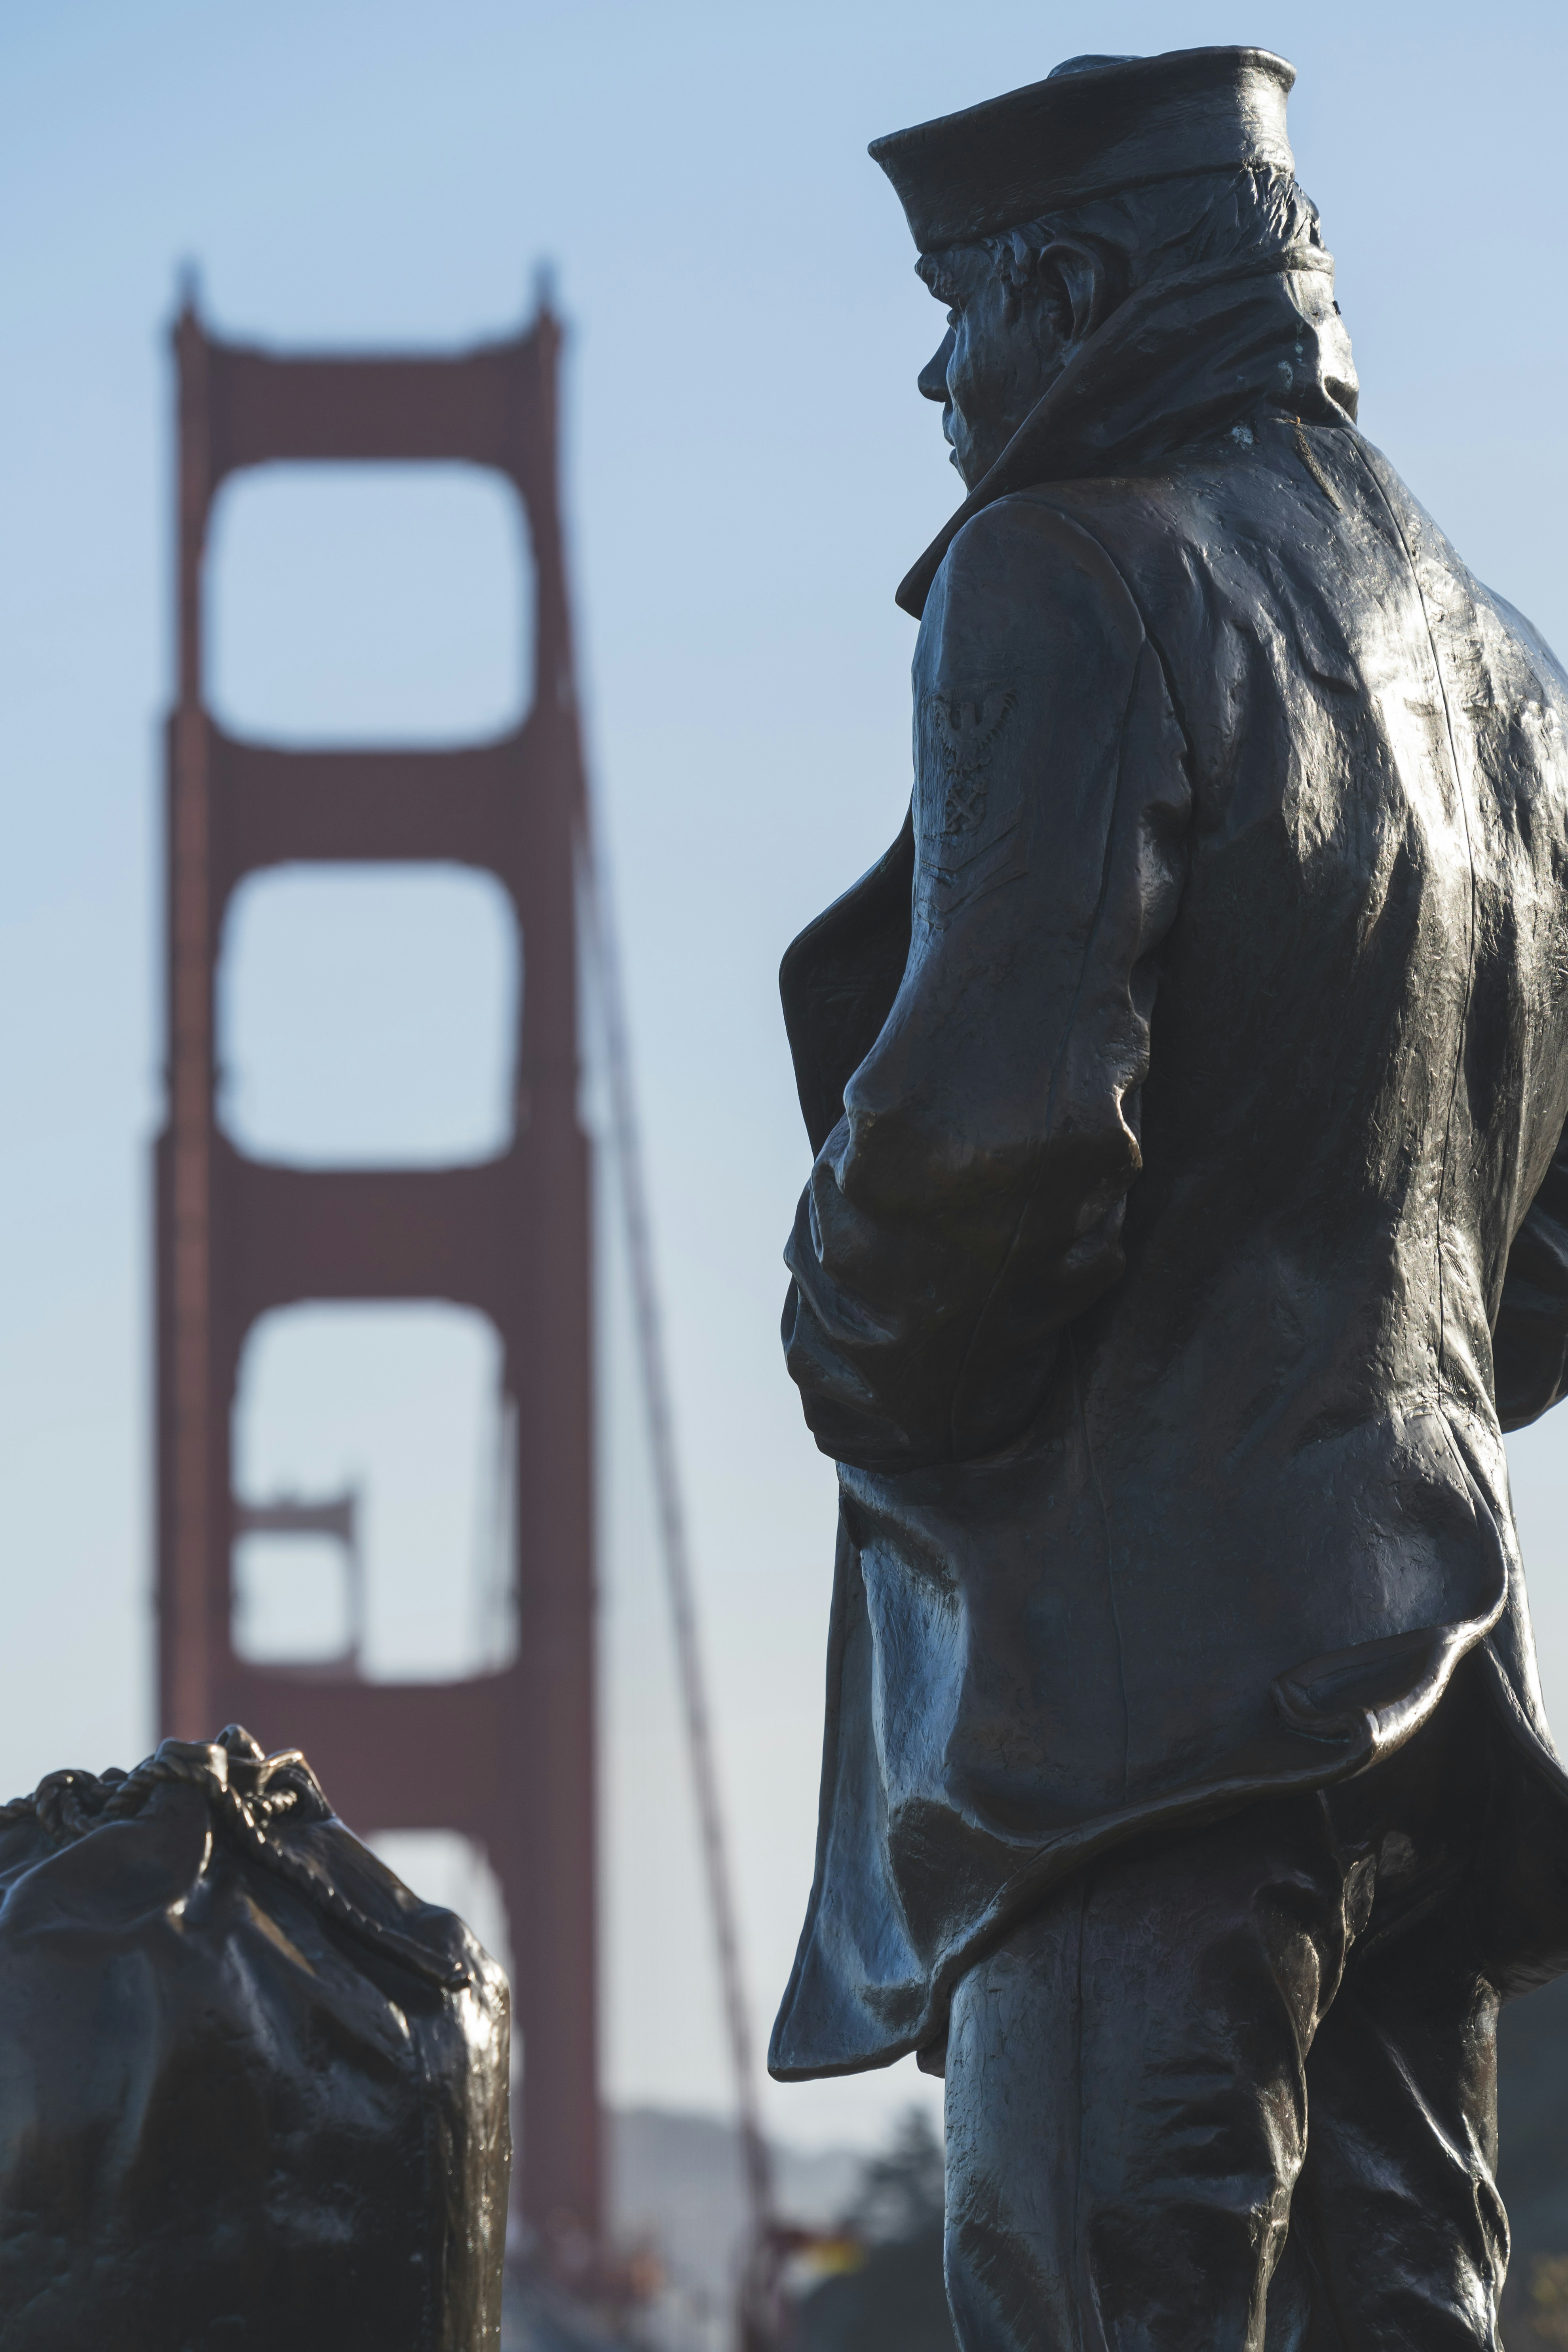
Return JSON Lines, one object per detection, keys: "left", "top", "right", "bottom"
{"left": 943, "top": 510, "right": 1185, "bottom": 1461}
{"left": 1352, "top": 443, "right": 1477, "bottom": 1409}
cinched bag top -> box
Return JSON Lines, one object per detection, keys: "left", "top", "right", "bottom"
{"left": 0, "top": 1719, "right": 510, "bottom": 2347}
{"left": 870, "top": 46, "right": 1297, "bottom": 252}
{"left": 0, "top": 1723, "right": 472, "bottom": 1989}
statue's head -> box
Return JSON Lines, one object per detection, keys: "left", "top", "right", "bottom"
{"left": 873, "top": 48, "right": 1316, "bottom": 491}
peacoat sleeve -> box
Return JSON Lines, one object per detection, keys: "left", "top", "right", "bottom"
{"left": 782, "top": 495, "right": 1192, "bottom": 1471}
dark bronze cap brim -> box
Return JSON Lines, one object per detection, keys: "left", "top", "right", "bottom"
{"left": 870, "top": 45, "right": 1296, "bottom": 252}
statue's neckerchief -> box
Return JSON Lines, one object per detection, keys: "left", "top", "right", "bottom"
{"left": 896, "top": 242, "right": 1359, "bottom": 619}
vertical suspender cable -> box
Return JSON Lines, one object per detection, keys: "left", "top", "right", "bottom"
{"left": 579, "top": 826, "right": 778, "bottom": 2294}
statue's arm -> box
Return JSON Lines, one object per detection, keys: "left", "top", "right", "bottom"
{"left": 1496, "top": 1122, "right": 1568, "bottom": 1431}
{"left": 781, "top": 499, "right": 1191, "bottom": 1470}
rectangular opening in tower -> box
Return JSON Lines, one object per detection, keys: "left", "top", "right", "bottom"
{"left": 218, "top": 863, "right": 521, "bottom": 1166}
{"left": 206, "top": 462, "right": 534, "bottom": 743}
{"left": 233, "top": 1300, "right": 517, "bottom": 1680}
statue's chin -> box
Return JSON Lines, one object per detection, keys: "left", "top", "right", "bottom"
{"left": 947, "top": 430, "right": 998, "bottom": 491}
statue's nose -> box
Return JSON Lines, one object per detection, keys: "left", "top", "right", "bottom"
{"left": 918, "top": 330, "right": 955, "bottom": 404}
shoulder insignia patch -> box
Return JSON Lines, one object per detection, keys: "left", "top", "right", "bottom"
{"left": 928, "top": 687, "right": 1017, "bottom": 835}
{"left": 916, "top": 684, "right": 1028, "bottom": 925}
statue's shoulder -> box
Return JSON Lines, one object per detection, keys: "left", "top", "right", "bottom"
{"left": 966, "top": 432, "right": 1387, "bottom": 654}
{"left": 941, "top": 488, "right": 1146, "bottom": 583}
{"left": 926, "top": 492, "right": 1151, "bottom": 662}
{"left": 1004, "top": 460, "right": 1251, "bottom": 576}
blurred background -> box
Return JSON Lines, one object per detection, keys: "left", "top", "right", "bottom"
{"left": 5, "top": 0, "right": 1568, "bottom": 2340}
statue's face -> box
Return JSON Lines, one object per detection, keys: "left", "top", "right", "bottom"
{"left": 916, "top": 241, "right": 1072, "bottom": 491}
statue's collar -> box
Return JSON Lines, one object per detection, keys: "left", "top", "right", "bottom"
{"left": 896, "top": 243, "right": 1358, "bottom": 620}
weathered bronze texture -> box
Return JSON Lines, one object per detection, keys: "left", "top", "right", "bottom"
{"left": 0, "top": 1726, "right": 509, "bottom": 2347}
{"left": 771, "top": 45, "right": 1568, "bottom": 2347}
{"left": 156, "top": 298, "right": 600, "bottom": 2251}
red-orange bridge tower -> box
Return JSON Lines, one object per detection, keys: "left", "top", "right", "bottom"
{"left": 155, "top": 292, "right": 599, "bottom": 2250}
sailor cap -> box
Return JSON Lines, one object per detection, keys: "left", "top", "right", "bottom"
{"left": 870, "top": 46, "right": 1296, "bottom": 254}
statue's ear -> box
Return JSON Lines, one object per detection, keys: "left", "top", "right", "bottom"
{"left": 1031, "top": 236, "right": 1113, "bottom": 350}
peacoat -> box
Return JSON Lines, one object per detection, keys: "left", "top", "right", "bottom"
{"left": 770, "top": 232, "right": 1568, "bottom": 2080}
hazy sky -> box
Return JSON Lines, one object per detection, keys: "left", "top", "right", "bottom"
{"left": 5, "top": 0, "right": 1568, "bottom": 2164}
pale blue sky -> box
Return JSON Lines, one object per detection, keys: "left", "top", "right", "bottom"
{"left": 4, "top": 0, "right": 1568, "bottom": 2155}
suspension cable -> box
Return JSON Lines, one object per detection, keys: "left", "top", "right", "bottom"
{"left": 579, "top": 825, "right": 777, "bottom": 2254}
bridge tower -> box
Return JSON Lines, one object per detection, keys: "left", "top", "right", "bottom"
{"left": 155, "top": 291, "right": 599, "bottom": 2253}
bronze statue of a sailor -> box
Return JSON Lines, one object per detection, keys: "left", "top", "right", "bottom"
{"left": 769, "top": 45, "right": 1568, "bottom": 2350}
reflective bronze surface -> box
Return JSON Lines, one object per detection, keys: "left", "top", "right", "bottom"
{"left": 0, "top": 1727, "right": 509, "bottom": 2348}
{"left": 771, "top": 44, "right": 1568, "bottom": 2350}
